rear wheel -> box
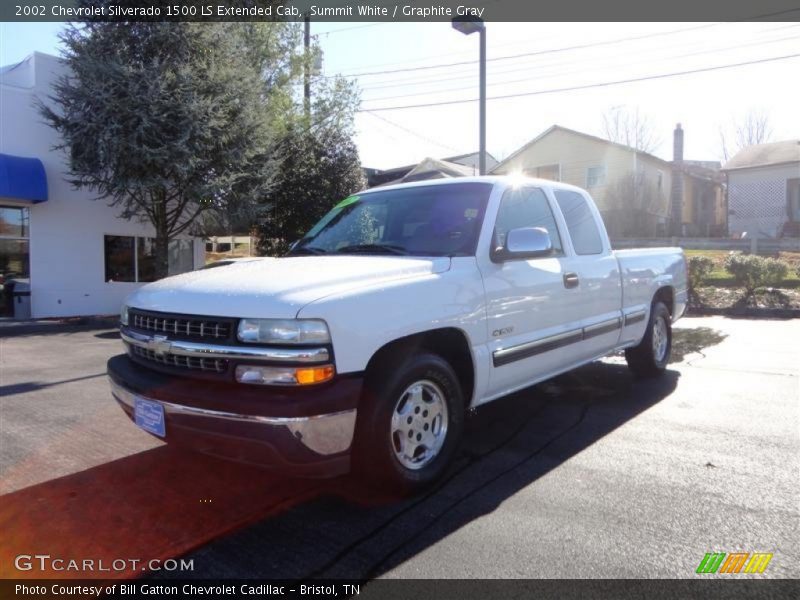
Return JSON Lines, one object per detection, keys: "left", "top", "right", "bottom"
{"left": 625, "top": 301, "right": 672, "bottom": 377}
{"left": 353, "top": 352, "right": 464, "bottom": 494}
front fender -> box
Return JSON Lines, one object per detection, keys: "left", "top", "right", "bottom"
{"left": 297, "top": 258, "right": 487, "bottom": 377}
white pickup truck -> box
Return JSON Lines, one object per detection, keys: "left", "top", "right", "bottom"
{"left": 108, "top": 177, "right": 687, "bottom": 492}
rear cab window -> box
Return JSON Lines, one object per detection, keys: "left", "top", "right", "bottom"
{"left": 553, "top": 190, "right": 604, "bottom": 255}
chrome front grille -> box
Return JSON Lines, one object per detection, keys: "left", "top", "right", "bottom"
{"left": 131, "top": 345, "right": 229, "bottom": 374}
{"left": 130, "top": 310, "right": 232, "bottom": 340}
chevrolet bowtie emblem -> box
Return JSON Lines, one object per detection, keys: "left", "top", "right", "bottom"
{"left": 147, "top": 335, "right": 172, "bottom": 356}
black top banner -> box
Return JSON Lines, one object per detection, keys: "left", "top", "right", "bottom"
{"left": 3, "top": 0, "right": 800, "bottom": 22}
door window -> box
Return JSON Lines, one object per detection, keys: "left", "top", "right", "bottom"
{"left": 494, "top": 187, "right": 562, "bottom": 254}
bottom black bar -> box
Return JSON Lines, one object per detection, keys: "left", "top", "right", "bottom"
{"left": 2, "top": 579, "right": 796, "bottom": 600}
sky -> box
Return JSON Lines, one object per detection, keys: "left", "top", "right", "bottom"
{"left": 3, "top": 21, "right": 799, "bottom": 169}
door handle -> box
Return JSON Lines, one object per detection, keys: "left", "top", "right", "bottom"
{"left": 563, "top": 272, "right": 580, "bottom": 289}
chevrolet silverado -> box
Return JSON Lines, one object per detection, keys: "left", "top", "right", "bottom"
{"left": 108, "top": 176, "right": 687, "bottom": 492}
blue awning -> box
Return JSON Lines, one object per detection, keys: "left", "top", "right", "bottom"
{"left": 0, "top": 153, "right": 48, "bottom": 203}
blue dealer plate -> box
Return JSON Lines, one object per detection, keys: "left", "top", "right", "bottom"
{"left": 134, "top": 396, "right": 166, "bottom": 438}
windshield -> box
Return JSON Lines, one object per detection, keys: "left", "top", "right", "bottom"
{"left": 289, "top": 182, "right": 492, "bottom": 257}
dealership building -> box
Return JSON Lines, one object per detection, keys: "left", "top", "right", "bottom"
{"left": 0, "top": 52, "right": 204, "bottom": 319}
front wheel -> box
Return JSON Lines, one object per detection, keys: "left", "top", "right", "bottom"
{"left": 353, "top": 352, "right": 464, "bottom": 494}
{"left": 625, "top": 301, "right": 672, "bottom": 377}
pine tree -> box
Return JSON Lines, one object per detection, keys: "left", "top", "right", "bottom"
{"left": 41, "top": 22, "right": 282, "bottom": 277}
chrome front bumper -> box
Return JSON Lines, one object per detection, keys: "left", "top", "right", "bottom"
{"left": 109, "top": 374, "right": 357, "bottom": 477}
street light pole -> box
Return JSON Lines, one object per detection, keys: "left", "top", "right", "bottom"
{"left": 452, "top": 17, "right": 487, "bottom": 175}
{"left": 478, "top": 26, "right": 486, "bottom": 176}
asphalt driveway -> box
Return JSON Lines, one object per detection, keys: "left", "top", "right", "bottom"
{"left": 0, "top": 316, "right": 797, "bottom": 580}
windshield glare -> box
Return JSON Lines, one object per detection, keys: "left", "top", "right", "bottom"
{"left": 292, "top": 182, "right": 492, "bottom": 257}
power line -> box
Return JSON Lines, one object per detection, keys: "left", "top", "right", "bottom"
{"left": 360, "top": 32, "right": 800, "bottom": 103}
{"left": 318, "top": 22, "right": 388, "bottom": 35}
{"left": 334, "top": 23, "right": 722, "bottom": 78}
{"left": 361, "top": 110, "right": 463, "bottom": 153}
{"left": 327, "top": 24, "right": 573, "bottom": 75}
{"left": 357, "top": 22, "right": 800, "bottom": 92}
{"left": 359, "top": 52, "right": 800, "bottom": 112}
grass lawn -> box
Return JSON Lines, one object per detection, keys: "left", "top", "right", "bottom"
{"left": 684, "top": 249, "right": 800, "bottom": 289}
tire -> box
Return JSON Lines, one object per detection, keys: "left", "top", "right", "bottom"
{"left": 625, "top": 301, "right": 672, "bottom": 377}
{"left": 353, "top": 351, "right": 464, "bottom": 494}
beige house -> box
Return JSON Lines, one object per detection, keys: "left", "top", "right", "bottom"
{"left": 492, "top": 125, "right": 725, "bottom": 238}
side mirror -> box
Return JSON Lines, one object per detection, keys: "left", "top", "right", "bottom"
{"left": 494, "top": 227, "right": 553, "bottom": 262}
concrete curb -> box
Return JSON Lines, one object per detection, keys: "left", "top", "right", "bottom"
{"left": 0, "top": 316, "right": 118, "bottom": 337}
{"left": 687, "top": 306, "right": 800, "bottom": 319}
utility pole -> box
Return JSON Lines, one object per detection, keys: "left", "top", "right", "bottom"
{"left": 304, "top": 17, "right": 311, "bottom": 119}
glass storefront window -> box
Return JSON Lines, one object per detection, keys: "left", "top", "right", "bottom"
{"left": 0, "top": 239, "right": 30, "bottom": 279}
{"left": 168, "top": 239, "right": 194, "bottom": 276}
{"left": 0, "top": 206, "right": 31, "bottom": 318}
{"left": 0, "top": 206, "right": 29, "bottom": 238}
{"left": 105, "top": 235, "right": 193, "bottom": 282}
{"left": 137, "top": 237, "right": 158, "bottom": 283}
{"left": 104, "top": 235, "right": 136, "bottom": 282}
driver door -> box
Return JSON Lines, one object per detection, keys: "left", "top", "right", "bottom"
{"left": 477, "top": 186, "right": 584, "bottom": 400}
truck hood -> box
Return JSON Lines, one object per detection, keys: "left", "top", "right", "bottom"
{"left": 125, "top": 256, "right": 452, "bottom": 319}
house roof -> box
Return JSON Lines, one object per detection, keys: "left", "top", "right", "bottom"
{"left": 374, "top": 157, "right": 476, "bottom": 186}
{"left": 721, "top": 140, "right": 800, "bottom": 171}
{"left": 368, "top": 151, "right": 497, "bottom": 178}
{"left": 442, "top": 151, "right": 499, "bottom": 165}
{"left": 492, "top": 125, "right": 672, "bottom": 173}
{"left": 675, "top": 161, "right": 725, "bottom": 183}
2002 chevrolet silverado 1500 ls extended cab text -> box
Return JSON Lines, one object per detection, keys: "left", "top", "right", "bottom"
{"left": 108, "top": 176, "right": 687, "bottom": 492}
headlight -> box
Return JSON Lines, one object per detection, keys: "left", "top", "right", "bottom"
{"left": 237, "top": 319, "right": 330, "bottom": 344}
{"left": 120, "top": 304, "right": 129, "bottom": 326}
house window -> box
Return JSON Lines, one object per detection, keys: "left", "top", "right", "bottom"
{"left": 533, "top": 164, "right": 560, "bottom": 181}
{"left": 586, "top": 166, "right": 607, "bottom": 188}
{"left": 656, "top": 170, "right": 664, "bottom": 192}
{"left": 104, "top": 235, "right": 194, "bottom": 283}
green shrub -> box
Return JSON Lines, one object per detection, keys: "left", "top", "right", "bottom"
{"left": 763, "top": 257, "right": 788, "bottom": 286}
{"left": 724, "top": 253, "right": 789, "bottom": 294}
{"left": 687, "top": 255, "right": 714, "bottom": 302}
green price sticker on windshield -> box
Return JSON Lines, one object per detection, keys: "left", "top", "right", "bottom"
{"left": 335, "top": 195, "right": 360, "bottom": 209}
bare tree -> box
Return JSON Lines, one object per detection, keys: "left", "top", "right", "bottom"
{"left": 602, "top": 106, "right": 662, "bottom": 154}
{"left": 720, "top": 109, "right": 772, "bottom": 161}
{"left": 603, "top": 171, "right": 663, "bottom": 238}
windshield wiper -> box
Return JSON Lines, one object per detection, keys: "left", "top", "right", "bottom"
{"left": 335, "top": 243, "right": 409, "bottom": 256}
{"left": 287, "top": 245, "right": 328, "bottom": 256}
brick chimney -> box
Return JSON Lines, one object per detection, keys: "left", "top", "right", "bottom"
{"left": 669, "top": 123, "right": 684, "bottom": 236}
